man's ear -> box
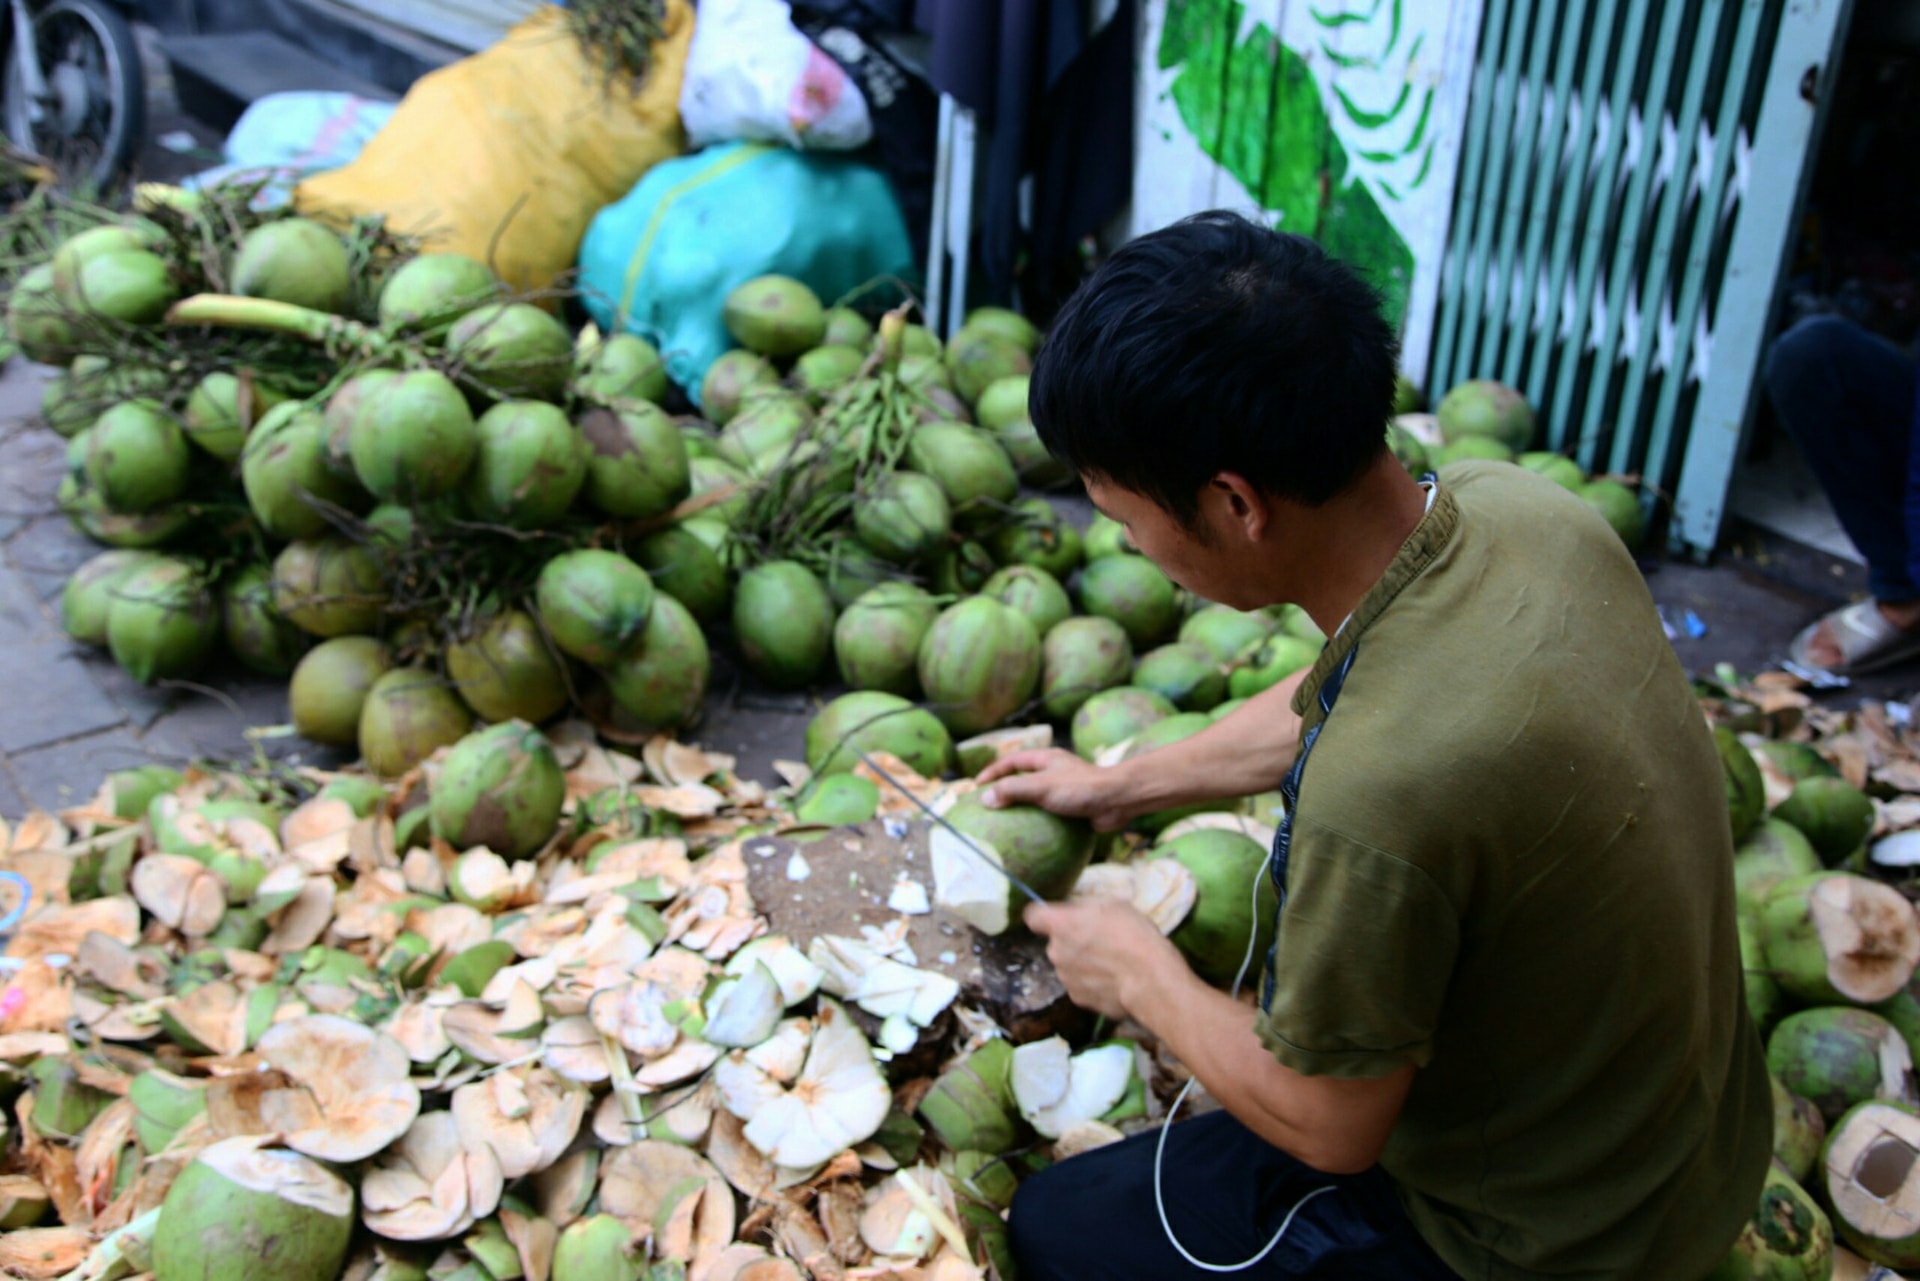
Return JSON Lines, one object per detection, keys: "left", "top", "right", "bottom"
{"left": 1209, "top": 472, "right": 1269, "bottom": 541}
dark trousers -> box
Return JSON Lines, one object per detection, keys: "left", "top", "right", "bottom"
{"left": 1764, "top": 314, "right": 1920, "bottom": 601}
{"left": 1007, "top": 1111, "right": 1459, "bottom": 1279}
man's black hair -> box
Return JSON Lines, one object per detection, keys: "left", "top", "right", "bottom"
{"left": 1029, "top": 211, "right": 1400, "bottom": 524}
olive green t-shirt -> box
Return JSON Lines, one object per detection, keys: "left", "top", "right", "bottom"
{"left": 1252, "top": 461, "right": 1771, "bottom": 1279}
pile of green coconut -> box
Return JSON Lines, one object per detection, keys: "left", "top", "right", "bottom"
{"left": 0, "top": 679, "right": 1295, "bottom": 1281}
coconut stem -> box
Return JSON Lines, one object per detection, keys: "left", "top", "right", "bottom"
{"left": 165, "top": 294, "right": 394, "bottom": 361}
{"left": 876, "top": 310, "right": 908, "bottom": 372}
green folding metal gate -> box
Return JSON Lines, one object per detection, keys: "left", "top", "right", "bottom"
{"left": 1424, "top": 0, "right": 1854, "bottom": 556}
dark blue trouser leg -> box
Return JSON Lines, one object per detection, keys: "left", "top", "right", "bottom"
{"left": 1007, "top": 1111, "right": 1458, "bottom": 1279}
{"left": 1764, "top": 314, "right": 1920, "bottom": 601}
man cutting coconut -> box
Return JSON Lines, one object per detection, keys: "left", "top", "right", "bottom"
{"left": 977, "top": 212, "right": 1771, "bottom": 1279}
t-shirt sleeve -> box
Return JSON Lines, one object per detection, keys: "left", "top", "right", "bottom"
{"left": 1252, "top": 817, "right": 1461, "bottom": 1079}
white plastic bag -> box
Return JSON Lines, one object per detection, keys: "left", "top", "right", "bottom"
{"left": 679, "top": 0, "right": 872, "bottom": 150}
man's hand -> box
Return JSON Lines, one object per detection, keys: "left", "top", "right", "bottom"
{"left": 1023, "top": 899, "right": 1188, "bottom": 1021}
{"left": 978, "top": 749, "right": 1142, "bottom": 831}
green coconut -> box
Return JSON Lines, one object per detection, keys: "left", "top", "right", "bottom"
{"left": 981, "top": 565, "right": 1073, "bottom": 639}
{"left": 806, "top": 689, "right": 953, "bottom": 779}
{"left": 447, "top": 302, "right": 575, "bottom": 402}
{"left": 130, "top": 1069, "right": 207, "bottom": 1156}
{"left": 1581, "top": 479, "right": 1645, "bottom": 548}
{"left": 40, "top": 365, "right": 96, "bottom": 439}
{"left": 51, "top": 222, "right": 161, "bottom": 282}
{"left": 986, "top": 422, "right": 1061, "bottom": 489}
{"left": 1071, "top": 687, "right": 1176, "bottom": 760}
{"left": 68, "top": 497, "right": 197, "bottom": 550}
{"left": 1741, "top": 913, "right": 1785, "bottom": 1038}
{"left": 242, "top": 402, "right": 363, "bottom": 541}
{"left": 289, "top": 637, "right": 391, "bottom": 746}
{"left": 900, "top": 353, "right": 954, "bottom": 394}
{"left": 822, "top": 538, "right": 899, "bottom": 611}
{"left": 221, "top": 564, "right": 308, "bottom": 676}
{"left": 1704, "top": 1159, "right": 1833, "bottom": 1281}
{"left": 576, "top": 331, "right": 670, "bottom": 406}
{"left": 536, "top": 549, "right": 656, "bottom": 665}
{"left": 152, "top": 1135, "right": 354, "bottom": 1281}
{"left": 66, "top": 249, "right": 178, "bottom": 324}
{"left": 941, "top": 792, "right": 1094, "bottom": 907}
{"left": 918, "top": 1038, "right": 1019, "bottom": 1155}
{"left": 797, "top": 773, "right": 881, "bottom": 827}
{"left": 1435, "top": 436, "right": 1515, "bottom": 467}
{"left": 430, "top": 721, "right": 565, "bottom": 859}
{"left": 1735, "top": 819, "right": 1823, "bottom": 906}
{"left": 1226, "top": 635, "right": 1321, "bottom": 700}
{"left": 359, "top": 668, "right": 473, "bottom": 777}
{"left": 1180, "top": 605, "right": 1273, "bottom": 666}
{"left": 946, "top": 327, "right": 1034, "bottom": 406}
{"left": 1157, "top": 829, "right": 1277, "bottom": 986}
{"left": 272, "top": 537, "right": 385, "bottom": 637}
{"left": 633, "top": 528, "right": 728, "bottom": 625}
{"left": 688, "top": 456, "right": 752, "bottom": 527}
{"left": 103, "top": 764, "right": 186, "bottom": 821}
{"left": 724, "top": 275, "right": 826, "bottom": 357}
{"left": 1041, "top": 617, "right": 1134, "bottom": 721}
{"left": 602, "top": 593, "right": 711, "bottom": 731}
{"left": 377, "top": 251, "right": 502, "bottom": 336}
{"left": 918, "top": 597, "right": 1042, "bottom": 736}
{"left": 700, "top": 350, "right": 780, "bottom": 424}
{"left": 856, "top": 471, "right": 952, "bottom": 564}
{"left": 1437, "top": 379, "right": 1534, "bottom": 451}
{"left": 822, "top": 307, "right": 874, "bottom": 350}
{"left": 348, "top": 369, "right": 478, "bottom": 502}
{"left": 1715, "top": 727, "right": 1767, "bottom": 844}
{"left": 446, "top": 609, "right": 569, "bottom": 724}
{"left": 465, "top": 400, "right": 588, "bottom": 527}
{"left": 579, "top": 405, "right": 691, "bottom": 520}
{"left": 1386, "top": 421, "right": 1429, "bottom": 476}
{"left": 1134, "top": 642, "right": 1229, "bottom": 712}
{"left": 6, "top": 263, "right": 79, "bottom": 363}
{"left": 1773, "top": 1074, "right": 1828, "bottom": 1185}
{"left": 1760, "top": 872, "right": 1920, "bottom": 1007}
{"left": 834, "top": 582, "right": 941, "bottom": 697}
{"left": 1753, "top": 741, "right": 1840, "bottom": 783}
{"left": 85, "top": 401, "right": 190, "bottom": 513}
{"left": 988, "top": 498, "right": 1084, "bottom": 579}
{"left": 1519, "top": 451, "right": 1585, "bottom": 492}
{"left": 906, "top": 423, "right": 1020, "bottom": 526}
{"left": 1078, "top": 555, "right": 1181, "bottom": 649}
{"left": 106, "top": 559, "right": 220, "bottom": 684}
{"left": 27, "top": 1055, "right": 110, "bottom": 1138}
{"left": 183, "top": 371, "right": 288, "bottom": 461}
{"left": 1821, "top": 1099, "right": 1920, "bottom": 1270}
{"left": 792, "top": 344, "right": 865, "bottom": 403}
{"left": 733, "top": 560, "right": 835, "bottom": 688}
{"left": 975, "top": 376, "right": 1031, "bottom": 433}
{"left": 1084, "top": 513, "right": 1134, "bottom": 560}
{"left": 964, "top": 307, "right": 1041, "bottom": 354}
{"left": 896, "top": 324, "right": 942, "bottom": 359}
{"left": 554, "top": 1213, "right": 644, "bottom": 1281}
{"left": 61, "top": 549, "right": 161, "bottom": 646}
{"left": 718, "top": 393, "right": 812, "bottom": 476}
{"left": 1767, "top": 1006, "right": 1913, "bottom": 1125}
{"left": 1774, "top": 777, "right": 1876, "bottom": 866}
{"left": 231, "top": 217, "right": 353, "bottom": 314}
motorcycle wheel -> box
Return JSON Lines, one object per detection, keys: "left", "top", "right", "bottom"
{"left": 1, "top": 0, "right": 145, "bottom": 194}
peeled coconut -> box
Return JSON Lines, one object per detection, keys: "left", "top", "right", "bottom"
{"left": 1040, "top": 616, "right": 1133, "bottom": 720}
{"left": 106, "top": 558, "right": 220, "bottom": 683}
{"left": 1768, "top": 1007, "right": 1914, "bottom": 1125}
{"left": 242, "top": 401, "right": 366, "bottom": 540}
{"left": 232, "top": 217, "right": 352, "bottom": 314}
{"left": 465, "top": 400, "right": 588, "bottom": 527}
{"left": 348, "top": 369, "right": 479, "bottom": 502}
{"left": 906, "top": 424, "right": 1019, "bottom": 527}
{"left": 430, "top": 721, "right": 565, "bottom": 859}
{"left": 377, "top": 252, "right": 501, "bottom": 336}
{"left": 1704, "top": 1160, "right": 1833, "bottom": 1281}
{"left": 733, "top": 560, "right": 836, "bottom": 688}
{"left": 184, "top": 370, "right": 288, "bottom": 461}
{"left": 1821, "top": 1100, "right": 1920, "bottom": 1269}
{"left": 804, "top": 690, "right": 953, "bottom": 778}
{"left": 1774, "top": 777, "right": 1876, "bottom": 865}
{"left": 448, "top": 302, "right": 575, "bottom": 402}
{"left": 85, "top": 401, "right": 190, "bottom": 513}
{"left": 290, "top": 636, "right": 390, "bottom": 746}
{"left": 1760, "top": 872, "right": 1920, "bottom": 1005}
{"left": 536, "top": 548, "right": 656, "bottom": 665}
{"left": 272, "top": 537, "right": 385, "bottom": 637}
{"left": 359, "top": 668, "right": 474, "bottom": 777}
{"left": 580, "top": 405, "right": 691, "bottom": 519}
{"left": 918, "top": 597, "right": 1042, "bottom": 736}
{"left": 981, "top": 565, "right": 1072, "bottom": 639}
{"left": 1078, "top": 555, "right": 1181, "bottom": 649}
{"left": 602, "top": 594, "right": 713, "bottom": 731}
{"left": 1581, "top": 479, "right": 1645, "bottom": 548}
{"left": 834, "top": 582, "right": 940, "bottom": 696}
{"left": 576, "top": 330, "right": 669, "bottom": 406}
{"left": 61, "top": 548, "right": 160, "bottom": 646}
{"left": 701, "top": 350, "right": 780, "bottom": 424}
{"left": 856, "top": 471, "right": 952, "bottom": 564}
{"left": 1156, "top": 829, "right": 1276, "bottom": 986}
{"left": 1071, "top": 686, "right": 1176, "bottom": 760}
{"left": 724, "top": 275, "right": 826, "bottom": 357}
{"left": 988, "top": 497, "right": 1084, "bottom": 580}
{"left": 1436, "top": 379, "right": 1534, "bottom": 451}
{"left": 222, "top": 562, "right": 308, "bottom": 676}
{"left": 1134, "top": 642, "right": 1228, "bottom": 712}
{"left": 152, "top": 1135, "right": 354, "bottom": 1281}
{"left": 446, "top": 609, "right": 569, "bottom": 724}
{"left": 1228, "top": 634, "right": 1322, "bottom": 699}
{"left": 933, "top": 794, "right": 1094, "bottom": 934}
{"left": 1735, "top": 820, "right": 1823, "bottom": 907}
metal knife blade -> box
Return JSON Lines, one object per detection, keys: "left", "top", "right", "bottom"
{"left": 857, "top": 751, "right": 1046, "bottom": 905}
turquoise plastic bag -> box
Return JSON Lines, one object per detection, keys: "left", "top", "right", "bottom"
{"left": 577, "top": 142, "right": 915, "bottom": 408}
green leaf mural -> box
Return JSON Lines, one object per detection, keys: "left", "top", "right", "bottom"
{"left": 1159, "top": 0, "right": 1418, "bottom": 326}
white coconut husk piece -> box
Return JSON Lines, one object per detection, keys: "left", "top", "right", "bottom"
{"left": 451, "top": 1066, "right": 585, "bottom": 1179}
{"left": 383, "top": 990, "right": 459, "bottom": 1065}
{"left": 409, "top": 903, "right": 494, "bottom": 959}
{"left": 402, "top": 847, "right": 448, "bottom": 897}
{"left": 652, "top": 1173, "right": 738, "bottom": 1272}
{"left": 363, "top": 1110, "right": 505, "bottom": 1241}
{"left": 74, "top": 930, "right": 167, "bottom": 999}
{"left": 634, "top": 1037, "right": 724, "bottom": 1089}
{"left": 500, "top": 1203, "right": 559, "bottom": 1281}
{"left": 708, "top": 1244, "right": 804, "bottom": 1281}
{"left": 541, "top": 1016, "right": 616, "bottom": 1083}
{"left": 130, "top": 854, "right": 226, "bottom": 937}
{"left": 442, "top": 979, "right": 545, "bottom": 1065}
{"left": 587, "top": 979, "right": 682, "bottom": 1058}
{"left": 479, "top": 954, "right": 562, "bottom": 1003}
{"left": 706, "top": 1109, "right": 781, "bottom": 1201}
{"left": 449, "top": 848, "right": 538, "bottom": 913}
{"left": 859, "top": 1167, "right": 968, "bottom": 1263}
{"left": 645, "top": 738, "right": 733, "bottom": 789}
{"left": 724, "top": 1001, "right": 890, "bottom": 1170}
{"left": 1052, "top": 1119, "right": 1127, "bottom": 1159}
{"left": 70, "top": 989, "right": 161, "bottom": 1044}
{"left": 262, "top": 873, "right": 337, "bottom": 955}
{"left": 532, "top": 1149, "right": 599, "bottom": 1229}
{"left": 1010, "top": 1038, "right": 1134, "bottom": 1140}
{"left": 0, "top": 1226, "right": 90, "bottom": 1278}
{"left": 809, "top": 935, "right": 959, "bottom": 1029}
{"left": 3, "top": 808, "right": 71, "bottom": 854}
{"left": 253, "top": 1015, "right": 422, "bottom": 1162}
{"left": 281, "top": 797, "right": 357, "bottom": 871}
{"left": 1, "top": 956, "right": 75, "bottom": 1034}
{"left": 598, "top": 1140, "right": 729, "bottom": 1236}
{"left": 638, "top": 781, "right": 729, "bottom": 820}
{"left": 724, "top": 938, "right": 824, "bottom": 1008}
{"left": 6, "top": 896, "right": 139, "bottom": 962}
{"left": 1067, "top": 862, "right": 1198, "bottom": 935}
{"left": 161, "top": 980, "right": 254, "bottom": 1058}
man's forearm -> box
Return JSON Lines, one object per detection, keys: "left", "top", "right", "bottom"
{"left": 1111, "top": 670, "right": 1307, "bottom": 812}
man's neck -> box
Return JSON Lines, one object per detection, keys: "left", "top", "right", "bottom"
{"left": 1290, "top": 459, "right": 1433, "bottom": 639}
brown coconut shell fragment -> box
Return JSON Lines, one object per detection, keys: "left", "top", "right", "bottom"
{"left": 362, "top": 1111, "right": 505, "bottom": 1241}
{"left": 255, "top": 1014, "right": 422, "bottom": 1162}
{"left": 1809, "top": 875, "right": 1920, "bottom": 1003}
{"left": 130, "top": 854, "right": 226, "bottom": 937}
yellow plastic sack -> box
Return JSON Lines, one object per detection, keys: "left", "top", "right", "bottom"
{"left": 296, "top": 2, "right": 692, "bottom": 297}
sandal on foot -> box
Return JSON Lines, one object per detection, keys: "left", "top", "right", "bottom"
{"left": 1788, "top": 600, "right": 1920, "bottom": 676}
